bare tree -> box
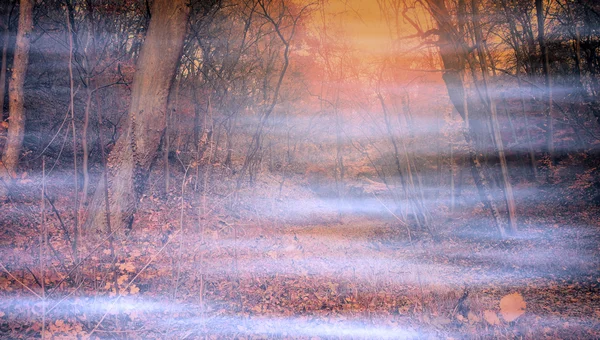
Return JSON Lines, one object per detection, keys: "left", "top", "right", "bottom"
{"left": 0, "top": 0, "right": 33, "bottom": 199}
{"left": 0, "top": 1, "right": 14, "bottom": 119}
{"left": 424, "top": 0, "right": 507, "bottom": 236}
{"left": 471, "top": 0, "right": 517, "bottom": 232}
{"left": 84, "top": 0, "right": 190, "bottom": 233}
{"left": 236, "top": 0, "right": 312, "bottom": 190}
{"left": 536, "top": 0, "right": 554, "bottom": 163}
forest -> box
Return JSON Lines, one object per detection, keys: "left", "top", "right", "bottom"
{"left": 0, "top": 0, "right": 599, "bottom": 338}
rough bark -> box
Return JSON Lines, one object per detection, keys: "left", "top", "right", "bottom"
{"left": 84, "top": 0, "right": 189, "bottom": 233}
{"left": 0, "top": 0, "right": 32, "bottom": 198}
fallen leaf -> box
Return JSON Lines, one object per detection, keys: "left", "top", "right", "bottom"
{"left": 119, "top": 262, "right": 136, "bottom": 273}
{"left": 484, "top": 310, "right": 500, "bottom": 325}
{"left": 467, "top": 311, "right": 480, "bottom": 323}
{"left": 117, "top": 274, "right": 129, "bottom": 285}
{"left": 130, "top": 285, "right": 140, "bottom": 295}
{"left": 500, "top": 292, "right": 526, "bottom": 322}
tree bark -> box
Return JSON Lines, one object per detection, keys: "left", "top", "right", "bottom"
{"left": 84, "top": 0, "right": 189, "bottom": 233}
{"left": 0, "top": 0, "right": 32, "bottom": 198}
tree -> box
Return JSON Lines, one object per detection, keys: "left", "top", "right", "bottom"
{"left": 0, "top": 0, "right": 14, "bottom": 119}
{"left": 236, "top": 0, "right": 311, "bottom": 188}
{"left": 0, "top": 0, "right": 33, "bottom": 199}
{"left": 84, "top": 0, "right": 190, "bottom": 233}
{"left": 536, "top": 0, "right": 554, "bottom": 163}
{"left": 471, "top": 0, "right": 517, "bottom": 232}
{"left": 424, "top": 0, "right": 509, "bottom": 236}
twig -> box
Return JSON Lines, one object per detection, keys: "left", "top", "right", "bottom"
{"left": 66, "top": 4, "right": 80, "bottom": 274}
{"left": 373, "top": 193, "right": 428, "bottom": 314}
{"left": 46, "top": 279, "right": 84, "bottom": 314}
{"left": 46, "top": 225, "right": 123, "bottom": 298}
{"left": 44, "top": 192, "right": 71, "bottom": 244}
{"left": 0, "top": 262, "right": 42, "bottom": 299}
{"left": 87, "top": 228, "right": 181, "bottom": 338}
{"left": 168, "top": 164, "right": 191, "bottom": 334}
{"left": 372, "top": 193, "right": 412, "bottom": 244}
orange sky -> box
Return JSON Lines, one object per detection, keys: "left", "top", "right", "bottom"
{"left": 309, "top": 0, "right": 429, "bottom": 60}
{"left": 317, "top": 0, "right": 392, "bottom": 53}
{"left": 300, "top": 0, "right": 444, "bottom": 112}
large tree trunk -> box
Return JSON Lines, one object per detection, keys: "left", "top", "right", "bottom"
{"left": 0, "top": 0, "right": 32, "bottom": 198}
{"left": 84, "top": 0, "right": 189, "bottom": 233}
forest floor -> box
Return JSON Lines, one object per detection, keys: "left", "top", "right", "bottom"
{"left": 0, "top": 167, "right": 599, "bottom": 339}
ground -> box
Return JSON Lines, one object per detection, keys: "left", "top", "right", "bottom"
{"left": 0, "top": 167, "right": 599, "bottom": 339}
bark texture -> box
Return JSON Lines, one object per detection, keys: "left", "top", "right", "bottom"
{"left": 0, "top": 0, "right": 33, "bottom": 198}
{"left": 84, "top": 0, "right": 189, "bottom": 233}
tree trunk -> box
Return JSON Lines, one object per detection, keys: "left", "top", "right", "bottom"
{"left": 84, "top": 0, "right": 189, "bottom": 233}
{"left": 536, "top": 0, "right": 554, "bottom": 163}
{"left": 499, "top": 0, "right": 537, "bottom": 179}
{"left": 0, "top": 0, "right": 32, "bottom": 198}
{"left": 472, "top": 0, "right": 517, "bottom": 233}
{"left": 0, "top": 1, "right": 12, "bottom": 117}
{"left": 426, "top": 0, "right": 506, "bottom": 236}
{"left": 449, "top": 121, "right": 455, "bottom": 213}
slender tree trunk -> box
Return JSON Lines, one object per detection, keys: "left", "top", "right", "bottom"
{"left": 516, "top": 64, "right": 538, "bottom": 179}
{"left": 0, "top": 3, "right": 11, "bottom": 117}
{"left": 565, "top": 1, "right": 600, "bottom": 126}
{"left": 235, "top": 1, "right": 307, "bottom": 192}
{"left": 536, "top": 0, "right": 554, "bottom": 163}
{"left": 450, "top": 127, "right": 455, "bottom": 213}
{"left": 500, "top": 1, "right": 538, "bottom": 179}
{"left": 426, "top": 0, "right": 506, "bottom": 236}
{"left": 0, "top": 0, "right": 32, "bottom": 198}
{"left": 500, "top": 94, "right": 518, "bottom": 145}
{"left": 81, "top": 2, "right": 98, "bottom": 208}
{"left": 224, "top": 117, "right": 233, "bottom": 167}
{"left": 84, "top": 0, "right": 189, "bottom": 233}
{"left": 164, "top": 105, "right": 170, "bottom": 194}
{"left": 82, "top": 84, "right": 92, "bottom": 205}
{"left": 472, "top": 0, "right": 517, "bottom": 233}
